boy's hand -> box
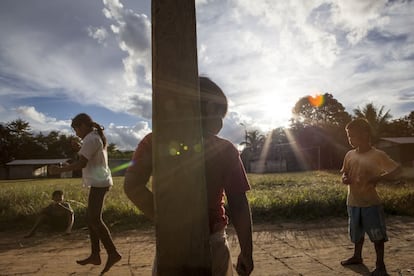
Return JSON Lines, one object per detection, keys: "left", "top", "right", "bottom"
{"left": 342, "top": 173, "right": 351, "bottom": 185}
{"left": 236, "top": 254, "right": 253, "bottom": 275}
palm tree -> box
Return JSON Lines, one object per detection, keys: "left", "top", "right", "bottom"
{"left": 353, "top": 103, "right": 392, "bottom": 143}
{"left": 240, "top": 130, "right": 265, "bottom": 153}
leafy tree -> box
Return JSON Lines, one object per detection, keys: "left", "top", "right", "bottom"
{"left": 291, "top": 93, "right": 351, "bottom": 129}
{"left": 0, "top": 119, "right": 135, "bottom": 168}
{"left": 0, "top": 124, "right": 12, "bottom": 164}
{"left": 353, "top": 103, "right": 392, "bottom": 142}
{"left": 4, "top": 119, "right": 35, "bottom": 161}
{"left": 107, "top": 143, "right": 117, "bottom": 155}
{"left": 268, "top": 127, "right": 289, "bottom": 145}
{"left": 384, "top": 110, "right": 414, "bottom": 137}
{"left": 7, "top": 119, "right": 31, "bottom": 136}
{"left": 287, "top": 93, "right": 353, "bottom": 170}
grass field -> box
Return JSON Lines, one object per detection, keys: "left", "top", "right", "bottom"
{"left": 1, "top": 171, "right": 413, "bottom": 232}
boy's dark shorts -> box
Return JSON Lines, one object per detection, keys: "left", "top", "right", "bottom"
{"left": 347, "top": 205, "right": 388, "bottom": 243}
{"left": 41, "top": 206, "right": 69, "bottom": 232}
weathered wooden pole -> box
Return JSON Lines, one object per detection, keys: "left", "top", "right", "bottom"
{"left": 151, "top": 0, "right": 211, "bottom": 275}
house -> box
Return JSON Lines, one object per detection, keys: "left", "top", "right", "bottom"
{"left": 242, "top": 143, "right": 290, "bottom": 173}
{"left": 6, "top": 159, "right": 71, "bottom": 179}
{"left": 376, "top": 137, "right": 414, "bottom": 167}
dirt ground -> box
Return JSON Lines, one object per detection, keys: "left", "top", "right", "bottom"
{"left": 1, "top": 216, "right": 413, "bottom": 276}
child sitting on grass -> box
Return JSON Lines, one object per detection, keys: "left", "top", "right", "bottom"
{"left": 24, "top": 190, "right": 74, "bottom": 238}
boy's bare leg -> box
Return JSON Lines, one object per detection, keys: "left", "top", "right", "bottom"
{"left": 24, "top": 214, "right": 46, "bottom": 238}
{"left": 371, "top": 240, "right": 387, "bottom": 275}
{"left": 341, "top": 237, "right": 364, "bottom": 265}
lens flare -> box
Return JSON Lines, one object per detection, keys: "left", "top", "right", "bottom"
{"left": 308, "top": 94, "right": 324, "bottom": 107}
{"left": 111, "top": 161, "right": 133, "bottom": 173}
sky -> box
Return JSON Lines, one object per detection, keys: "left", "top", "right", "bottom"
{"left": 1, "top": 0, "right": 413, "bottom": 151}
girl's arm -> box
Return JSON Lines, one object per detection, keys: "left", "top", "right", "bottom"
{"left": 49, "top": 155, "right": 88, "bottom": 175}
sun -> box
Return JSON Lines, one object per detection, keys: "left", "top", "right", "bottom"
{"left": 259, "top": 93, "right": 292, "bottom": 129}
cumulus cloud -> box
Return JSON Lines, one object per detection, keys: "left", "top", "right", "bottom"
{"left": 87, "top": 26, "right": 109, "bottom": 45}
{"left": 331, "top": 0, "right": 388, "bottom": 45}
{"left": 11, "top": 106, "right": 71, "bottom": 133}
{"left": 106, "top": 121, "right": 151, "bottom": 151}
{"left": 1, "top": 0, "right": 413, "bottom": 150}
{"left": 103, "top": 0, "right": 151, "bottom": 87}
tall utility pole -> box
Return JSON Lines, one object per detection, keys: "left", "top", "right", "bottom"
{"left": 151, "top": 0, "right": 211, "bottom": 275}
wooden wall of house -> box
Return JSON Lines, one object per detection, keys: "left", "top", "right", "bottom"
{"left": 8, "top": 166, "right": 35, "bottom": 179}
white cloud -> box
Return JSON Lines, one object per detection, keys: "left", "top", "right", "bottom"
{"left": 103, "top": 0, "right": 151, "bottom": 87}
{"left": 12, "top": 106, "right": 71, "bottom": 133}
{"left": 87, "top": 26, "right": 109, "bottom": 45}
{"left": 331, "top": 0, "right": 388, "bottom": 45}
{"left": 106, "top": 121, "right": 151, "bottom": 151}
{"left": 1, "top": 0, "right": 413, "bottom": 149}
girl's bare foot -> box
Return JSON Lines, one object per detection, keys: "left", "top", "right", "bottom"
{"left": 76, "top": 254, "right": 101, "bottom": 265}
{"left": 100, "top": 252, "right": 121, "bottom": 275}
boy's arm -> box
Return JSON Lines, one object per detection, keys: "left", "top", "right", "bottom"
{"left": 124, "top": 134, "right": 154, "bottom": 220}
{"left": 340, "top": 154, "right": 351, "bottom": 185}
{"left": 64, "top": 211, "right": 75, "bottom": 234}
{"left": 369, "top": 165, "right": 402, "bottom": 184}
{"left": 124, "top": 171, "right": 154, "bottom": 220}
{"left": 227, "top": 192, "right": 254, "bottom": 275}
{"left": 57, "top": 202, "right": 74, "bottom": 214}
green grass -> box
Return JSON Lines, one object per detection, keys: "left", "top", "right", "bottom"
{"left": 1, "top": 172, "right": 413, "bottom": 232}
{"left": 0, "top": 177, "right": 149, "bottom": 232}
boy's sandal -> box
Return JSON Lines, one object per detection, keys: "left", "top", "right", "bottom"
{"left": 340, "top": 257, "right": 363, "bottom": 266}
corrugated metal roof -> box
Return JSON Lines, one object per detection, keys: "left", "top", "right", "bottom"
{"left": 380, "top": 137, "right": 414, "bottom": 144}
{"left": 6, "top": 159, "right": 70, "bottom": 166}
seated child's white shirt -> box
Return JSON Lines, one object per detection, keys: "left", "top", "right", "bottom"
{"left": 78, "top": 131, "right": 113, "bottom": 188}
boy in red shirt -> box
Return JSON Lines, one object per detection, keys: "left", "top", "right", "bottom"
{"left": 124, "top": 77, "right": 253, "bottom": 275}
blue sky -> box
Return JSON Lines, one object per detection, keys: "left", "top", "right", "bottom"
{"left": 1, "top": 0, "right": 413, "bottom": 150}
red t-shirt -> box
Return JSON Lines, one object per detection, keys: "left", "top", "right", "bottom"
{"left": 127, "top": 133, "right": 250, "bottom": 233}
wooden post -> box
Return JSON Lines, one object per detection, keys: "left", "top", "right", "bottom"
{"left": 152, "top": 0, "right": 211, "bottom": 275}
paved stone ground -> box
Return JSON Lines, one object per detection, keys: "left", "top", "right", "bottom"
{"left": 0, "top": 216, "right": 413, "bottom": 276}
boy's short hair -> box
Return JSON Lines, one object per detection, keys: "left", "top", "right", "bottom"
{"left": 52, "top": 190, "right": 64, "bottom": 198}
{"left": 199, "top": 76, "right": 228, "bottom": 119}
{"left": 346, "top": 118, "right": 372, "bottom": 136}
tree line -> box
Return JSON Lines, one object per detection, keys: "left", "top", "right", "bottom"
{"left": 240, "top": 94, "right": 414, "bottom": 172}
{"left": 0, "top": 119, "right": 133, "bottom": 166}
{"left": 1, "top": 94, "right": 413, "bottom": 169}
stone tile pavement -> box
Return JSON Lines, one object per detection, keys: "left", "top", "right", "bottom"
{"left": 0, "top": 216, "right": 413, "bottom": 275}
